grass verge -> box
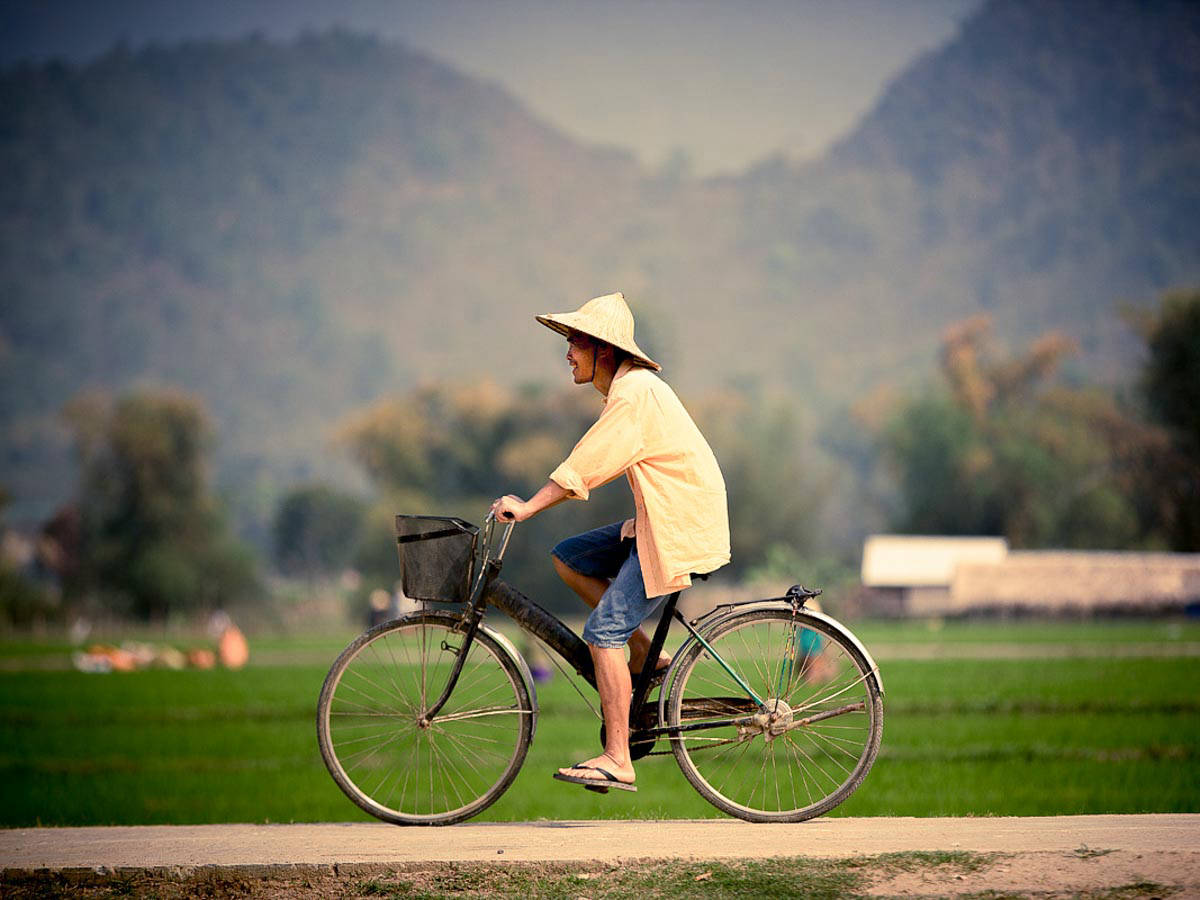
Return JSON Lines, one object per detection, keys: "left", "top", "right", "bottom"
{"left": 0, "top": 851, "right": 1002, "bottom": 899}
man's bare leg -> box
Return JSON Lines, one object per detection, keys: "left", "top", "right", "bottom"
{"left": 552, "top": 555, "right": 669, "bottom": 674}
{"left": 557, "top": 645, "right": 635, "bottom": 784}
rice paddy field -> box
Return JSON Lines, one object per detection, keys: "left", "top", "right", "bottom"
{"left": 1, "top": 617, "right": 1197, "bottom": 826}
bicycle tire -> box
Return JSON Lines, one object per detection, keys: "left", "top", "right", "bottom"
{"left": 666, "top": 607, "right": 883, "bottom": 823}
{"left": 317, "top": 611, "right": 535, "bottom": 825}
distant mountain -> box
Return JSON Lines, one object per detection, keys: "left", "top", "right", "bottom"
{"left": 715, "top": 0, "right": 1200, "bottom": 394}
{"left": 0, "top": 31, "right": 646, "bottom": 525}
{"left": 827, "top": 0, "right": 1200, "bottom": 366}
{"left": 1, "top": 0, "right": 1197, "bottom": 531}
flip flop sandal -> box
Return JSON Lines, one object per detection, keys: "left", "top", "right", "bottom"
{"left": 553, "top": 763, "right": 637, "bottom": 793}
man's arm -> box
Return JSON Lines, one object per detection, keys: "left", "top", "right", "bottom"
{"left": 494, "top": 389, "right": 643, "bottom": 522}
{"left": 545, "top": 393, "right": 644, "bottom": 502}
{"left": 491, "top": 479, "right": 570, "bottom": 522}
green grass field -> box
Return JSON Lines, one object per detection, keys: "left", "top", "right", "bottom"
{"left": 1, "top": 619, "right": 1197, "bottom": 826}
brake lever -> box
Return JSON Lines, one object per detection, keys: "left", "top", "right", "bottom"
{"left": 497, "top": 521, "right": 516, "bottom": 560}
{"left": 482, "top": 509, "right": 516, "bottom": 561}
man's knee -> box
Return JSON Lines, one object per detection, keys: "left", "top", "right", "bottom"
{"left": 551, "top": 552, "right": 574, "bottom": 582}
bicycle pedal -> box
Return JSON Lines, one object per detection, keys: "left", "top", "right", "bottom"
{"left": 584, "top": 784, "right": 610, "bottom": 794}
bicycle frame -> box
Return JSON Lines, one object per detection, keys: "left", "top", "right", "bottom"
{"left": 418, "top": 514, "right": 803, "bottom": 745}
{"left": 415, "top": 513, "right": 883, "bottom": 748}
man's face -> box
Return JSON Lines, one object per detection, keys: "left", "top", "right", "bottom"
{"left": 565, "top": 333, "right": 595, "bottom": 384}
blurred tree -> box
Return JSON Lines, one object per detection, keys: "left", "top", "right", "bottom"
{"left": 272, "top": 484, "right": 366, "bottom": 576}
{"left": 885, "top": 394, "right": 1000, "bottom": 536}
{"left": 744, "top": 542, "right": 856, "bottom": 594}
{"left": 883, "top": 317, "right": 1153, "bottom": 548}
{"left": 1129, "top": 289, "right": 1200, "bottom": 548}
{"left": 1135, "top": 290, "right": 1200, "bottom": 448}
{"left": 65, "top": 389, "right": 262, "bottom": 620}
{"left": 338, "top": 381, "right": 617, "bottom": 608}
{"left": 692, "top": 389, "right": 826, "bottom": 577}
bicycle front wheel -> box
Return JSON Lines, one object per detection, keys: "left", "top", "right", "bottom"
{"left": 317, "top": 611, "right": 534, "bottom": 825}
{"left": 667, "top": 608, "right": 882, "bottom": 822}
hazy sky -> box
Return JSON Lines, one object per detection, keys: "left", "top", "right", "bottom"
{"left": 1, "top": 0, "right": 983, "bottom": 175}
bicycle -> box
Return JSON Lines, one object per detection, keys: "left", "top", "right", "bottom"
{"left": 317, "top": 510, "right": 884, "bottom": 825}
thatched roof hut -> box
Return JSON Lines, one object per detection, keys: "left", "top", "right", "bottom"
{"left": 860, "top": 534, "right": 1200, "bottom": 615}
{"left": 953, "top": 551, "right": 1200, "bottom": 613}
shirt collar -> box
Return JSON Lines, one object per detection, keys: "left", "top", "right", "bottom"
{"left": 602, "top": 359, "right": 638, "bottom": 403}
{"left": 614, "top": 359, "right": 637, "bottom": 382}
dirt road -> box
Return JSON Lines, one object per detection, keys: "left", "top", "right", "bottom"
{"left": 3, "top": 815, "right": 1198, "bottom": 896}
{"left": 3, "top": 814, "right": 1195, "bottom": 868}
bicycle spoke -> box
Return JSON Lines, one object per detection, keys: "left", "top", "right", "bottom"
{"left": 337, "top": 722, "right": 409, "bottom": 766}
{"left": 336, "top": 671, "right": 414, "bottom": 715}
{"left": 330, "top": 712, "right": 414, "bottom": 721}
{"left": 709, "top": 735, "right": 755, "bottom": 798}
{"left": 371, "top": 638, "right": 413, "bottom": 710}
{"left": 373, "top": 747, "right": 411, "bottom": 809}
{"left": 423, "top": 733, "right": 471, "bottom": 811}
{"left": 450, "top": 663, "right": 516, "bottom": 708}
{"left": 800, "top": 725, "right": 864, "bottom": 768}
{"left": 331, "top": 726, "right": 406, "bottom": 749}
{"left": 800, "top": 724, "right": 870, "bottom": 753}
{"left": 782, "top": 733, "right": 820, "bottom": 807}
{"left": 769, "top": 739, "right": 781, "bottom": 811}
{"left": 434, "top": 721, "right": 515, "bottom": 767}
{"left": 792, "top": 667, "right": 873, "bottom": 714}
{"left": 418, "top": 622, "right": 429, "bottom": 712}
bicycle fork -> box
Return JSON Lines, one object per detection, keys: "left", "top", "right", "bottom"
{"left": 419, "top": 515, "right": 521, "bottom": 725}
{"left": 417, "top": 561, "right": 499, "bottom": 725}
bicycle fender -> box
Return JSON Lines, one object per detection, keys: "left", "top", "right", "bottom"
{"left": 478, "top": 621, "right": 541, "bottom": 741}
{"left": 672, "top": 601, "right": 884, "bottom": 697}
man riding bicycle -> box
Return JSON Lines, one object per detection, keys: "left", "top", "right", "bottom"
{"left": 492, "top": 291, "right": 730, "bottom": 792}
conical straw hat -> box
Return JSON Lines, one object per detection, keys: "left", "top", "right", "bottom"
{"left": 535, "top": 292, "right": 660, "bottom": 371}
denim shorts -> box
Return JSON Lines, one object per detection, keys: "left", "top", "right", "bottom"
{"left": 551, "top": 522, "right": 664, "bottom": 649}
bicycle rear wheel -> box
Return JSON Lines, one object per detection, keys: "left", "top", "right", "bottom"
{"left": 666, "top": 607, "right": 882, "bottom": 822}
{"left": 317, "top": 611, "right": 534, "bottom": 825}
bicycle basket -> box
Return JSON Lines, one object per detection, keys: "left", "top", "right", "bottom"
{"left": 394, "top": 515, "right": 479, "bottom": 603}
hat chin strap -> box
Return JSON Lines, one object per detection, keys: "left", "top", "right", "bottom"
{"left": 587, "top": 345, "right": 598, "bottom": 384}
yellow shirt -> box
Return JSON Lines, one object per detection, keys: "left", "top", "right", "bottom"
{"left": 549, "top": 362, "right": 731, "bottom": 597}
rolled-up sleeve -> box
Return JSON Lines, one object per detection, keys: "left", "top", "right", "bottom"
{"left": 549, "top": 395, "right": 644, "bottom": 501}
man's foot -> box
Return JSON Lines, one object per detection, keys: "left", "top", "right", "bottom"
{"left": 555, "top": 752, "right": 635, "bottom": 791}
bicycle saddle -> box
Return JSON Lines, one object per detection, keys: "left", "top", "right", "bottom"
{"left": 786, "top": 584, "right": 823, "bottom": 601}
